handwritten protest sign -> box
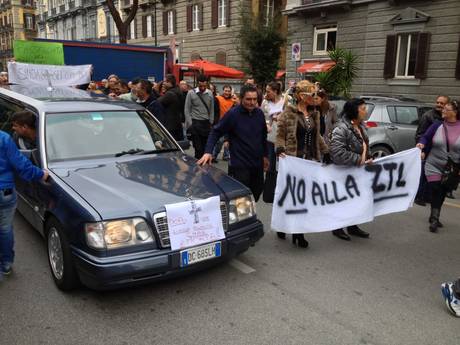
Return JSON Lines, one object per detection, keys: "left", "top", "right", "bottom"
{"left": 271, "top": 148, "right": 421, "bottom": 233}
{"left": 13, "top": 40, "right": 64, "bottom": 65}
{"left": 8, "top": 62, "right": 91, "bottom": 87}
{"left": 165, "top": 196, "right": 225, "bottom": 251}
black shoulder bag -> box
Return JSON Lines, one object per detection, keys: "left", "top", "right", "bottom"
{"left": 440, "top": 125, "right": 460, "bottom": 191}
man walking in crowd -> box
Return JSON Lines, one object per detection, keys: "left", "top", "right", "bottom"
{"left": 184, "top": 74, "right": 214, "bottom": 159}
{"left": 245, "top": 76, "right": 263, "bottom": 107}
{"left": 131, "top": 78, "right": 164, "bottom": 121}
{"left": 157, "top": 74, "right": 184, "bottom": 141}
{"left": 212, "top": 84, "right": 234, "bottom": 162}
{"left": 197, "top": 84, "right": 269, "bottom": 201}
{"left": 11, "top": 111, "right": 37, "bottom": 150}
{"left": 0, "top": 71, "right": 8, "bottom": 86}
{"left": 415, "top": 95, "right": 450, "bottom": 205}
{"left": 0, "top": 129, "right": 48, "bottom": 279}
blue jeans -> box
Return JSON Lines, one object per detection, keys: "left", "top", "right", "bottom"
{"left": 0, "top": 188, "right": 17, "bottom": 271}
{"left": 212, "top": 137, "right": 230, "bottom": 160}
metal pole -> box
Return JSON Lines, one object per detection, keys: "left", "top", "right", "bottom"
{"left": 154, "top": 1, "right": 157, "bottom": 46}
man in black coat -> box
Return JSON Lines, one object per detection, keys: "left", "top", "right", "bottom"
{"left": 158, "top": 74, "right": 184, "bottom": 141}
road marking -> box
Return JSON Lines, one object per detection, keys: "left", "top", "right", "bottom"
{"left": 229, "top": 259, "right": 256, "bottom": 274}
{"left": 445, "top": 201, "right": 460, "bottom": 209}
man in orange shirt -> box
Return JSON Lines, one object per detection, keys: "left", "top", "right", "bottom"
{"left": 212, "top": 85, "right": 235, "bottom": 162}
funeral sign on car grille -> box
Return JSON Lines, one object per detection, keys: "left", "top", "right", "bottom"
{"left": 165, "top": 196, "right": 225, "bottom": 251}
{"left": 271, "top": 148, "right": 421, "bottom": 233}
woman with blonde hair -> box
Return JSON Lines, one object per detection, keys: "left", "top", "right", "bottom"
{"left": 275, "top": 80, "right": 329, "bottom": 248}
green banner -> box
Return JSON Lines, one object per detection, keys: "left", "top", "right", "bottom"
{"left": 13, "top": 40, "right": 64, "bottom": 65}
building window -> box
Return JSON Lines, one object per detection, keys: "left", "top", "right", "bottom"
{"left": 146, "top": 15, "right": 152, "bottom": 37}
{"left": 313, "top": 25, "right": 337, "bottom": 55}
{"left": 395, "top": 33, "right": 418, "bottom": 78}
{"left": 218, "top": 0, "right": 227, "bottom": 27}
{"left": 130, "top": 20, "right": 136, "bottom": 39}
{"left": 262, "top": 0, "right": 274, "bottom": 26}
{"left": 216, "top": 51, "right": 226, "bottom": 65}
{"left": 192, "top": 4, "right": 200, "bottom": 31}
{"left": 24, "top": 14, "right": 34, "bottom": 30}
{"left": 167, "top": 10, "right": 174, "bottom": 35}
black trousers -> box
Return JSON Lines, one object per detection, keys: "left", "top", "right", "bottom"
{"left": 190, "top": 119, "right": 211, "bottom": 159}
{"left": 228, "top": 166, "right": 264, "bottom": 202}
{"left": 454, "top": 279, "right": 460, "bottom": 298}
{"left": 429, "top": 181, "right": 448, "bottom": 210}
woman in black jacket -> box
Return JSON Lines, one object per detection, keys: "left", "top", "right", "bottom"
{"left": 329, "top": 98, "right": 372, "bottom": 241}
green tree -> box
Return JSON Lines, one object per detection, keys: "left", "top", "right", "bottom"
{"left": 314, "top": 48, "right": 359, "bottom": 98}
{"left": 237, "top": 8, "right": 285, "bottom": 87}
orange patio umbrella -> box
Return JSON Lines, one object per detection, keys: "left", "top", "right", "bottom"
{"left": 190, "top": 59, "right": 245, "bottom": 79}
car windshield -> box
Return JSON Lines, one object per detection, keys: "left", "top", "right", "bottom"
{"left": 45, "top": 110, "right": 178, "bottom": 162}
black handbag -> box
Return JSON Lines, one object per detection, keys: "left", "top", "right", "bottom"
{"left": 263, "top": 170, "right": 278, "bottom": 203}
{"left": 440, "top": 125, "right": 460, "bottom": 191}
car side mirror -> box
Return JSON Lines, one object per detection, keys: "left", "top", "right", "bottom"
{"left": 177, "top": 140, "right": 191, "bottom": 150}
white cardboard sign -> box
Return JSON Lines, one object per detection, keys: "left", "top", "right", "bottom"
{"left": 165, "top": 196, "right": 225, "bottom": 251}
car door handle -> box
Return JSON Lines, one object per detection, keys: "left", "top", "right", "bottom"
{"left": 387, "top": 125, "right": 398, "bottom": 130}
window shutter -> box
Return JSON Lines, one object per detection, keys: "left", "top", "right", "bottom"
{"left": 259, "top": 0, "right": 265, "bottom": 18}
{"left": 142, "top": 16, "right": 147, "bottom": 38}
{"left": 456, "top": 37, "right": 460, "bottom": 80}
{"left": 383, "top": 34, "right": 397, "bottom": 79}
{"left": 414, "top": 32, "right": 430, "bottom": 80}
{"left": 127, "top": 19, "right": 131, "bottom": 38}
{"left": 211, "top": 0, "right": 218, "bottom": 29}
{"left": 186, "top": 4, "right": 192, "bottom": 32}
{"left": 162, "top": 11, "right": 168, "bottom": 35}
{"left": 23, "top": 13, "right": 26, "bottom": 28}
{"left": 226, "top": 0, "right": 231, "bottom": 27}
{"left": 32, "top": 14, "right": 35, "bottom": 29}
{"left": 173, "top": 10, "right": 177, "bottom": 34}
{"left": 199, "top": 4, "right": 203, "bottom": 31}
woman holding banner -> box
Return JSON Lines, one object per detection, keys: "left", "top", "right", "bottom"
{"left": 417, "top": 100, "right": 460, "bottom": 233}
{"left": 329, "top": 98, "right": 372, "bottom": 241}
{"left": 275, "top": 80, "right": 329, "bottom": 248}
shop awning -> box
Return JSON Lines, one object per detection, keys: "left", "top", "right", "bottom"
{"left": 297, "top": 60, "right": 335, "bottom": 73}
{"left": 189, "top": 59, "right": 245, "bottom": 79}
{"left": 276, "top": 70, "right": 286, "bottom": 79}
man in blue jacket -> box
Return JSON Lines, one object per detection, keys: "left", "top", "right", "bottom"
{"left": 0, "top": 130, "right": 48, "bottom": 278}
{"left": 197, "top": 84, "right": 269, "bottom": 201}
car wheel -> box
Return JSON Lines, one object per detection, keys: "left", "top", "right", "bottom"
{"left": 46, "top": 218, "right": 79, "bottom": 291}
{"left": 371, "top": 145, "right": 392, "bottom": 159}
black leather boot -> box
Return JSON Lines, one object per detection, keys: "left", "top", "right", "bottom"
{"left": 429, "top": 208, "right": 441, "bottom": 233}
{"left": 332, "top": 228, "right": 351, "bottom": 241}
{"left": 292, "top": 234, "right": 309, "bottom": 248}
{"left": 347, "top": 225, "right": 370, "bottom": 238}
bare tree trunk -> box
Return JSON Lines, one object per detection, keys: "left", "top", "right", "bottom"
{"left": 105, "top": 0, "right": 139, "bottom": 44}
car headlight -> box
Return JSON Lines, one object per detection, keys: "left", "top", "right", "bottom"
{"left": 228, "top": 195, "right": 256, "bottom": 224}
{"left": 85, "top": 218, "right": 154, "bottom": 250}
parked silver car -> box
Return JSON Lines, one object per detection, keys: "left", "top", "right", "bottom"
{"left": 364, "top": 100, "right": 432, "bottom": 158}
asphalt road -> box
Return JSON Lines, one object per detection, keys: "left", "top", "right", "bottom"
{"left": 1, "top": 161, "right": 460, "bottom": 345}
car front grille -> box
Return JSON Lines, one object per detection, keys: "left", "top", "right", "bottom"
{"left": 152, "top": 201, "right": 228, "bottom": 248}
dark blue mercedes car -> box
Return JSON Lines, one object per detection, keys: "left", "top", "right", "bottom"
{"left": 0, "top": 85, "right": 264, "bottom": 290}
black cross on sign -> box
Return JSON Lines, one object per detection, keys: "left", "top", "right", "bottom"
{"left": 189, "top": 200, "right": 202, "bottom": 224}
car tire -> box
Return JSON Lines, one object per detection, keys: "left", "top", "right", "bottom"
{"left": 45, "top": 218, "right": 79, "bottom": 291}
{"left": 371, "top": 145, "right": 392, "bottom": 159}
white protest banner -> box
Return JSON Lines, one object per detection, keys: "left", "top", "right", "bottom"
{"left": 271, "top": 148, "right": 421, "bottom": 233}
{"left": 8, "top": 61, "right": 91, "bottom": 87}
{"left": 165, "top": 196, "right": 225, "bottom": 251}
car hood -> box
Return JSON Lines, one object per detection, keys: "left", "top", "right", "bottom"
{"left": 51, "top": 153, "right": 248, "bottom": 220}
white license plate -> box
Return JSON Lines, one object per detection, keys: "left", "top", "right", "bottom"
{"left": 180, "top": 242, "right": 221, "bottom": 267}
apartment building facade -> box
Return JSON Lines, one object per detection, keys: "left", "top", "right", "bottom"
{"left": 36, "top": 0, "right": 119, "bottom": 42}
{"left": 285, "top": 0, "right": 460, "bottom": 102}
{"left": 0, "top": 0, "right": 37, "bottom": 70}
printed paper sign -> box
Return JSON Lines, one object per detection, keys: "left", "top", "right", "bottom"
{"left": 271, "top": 148, "right": 421, "bottom": 233}
{"left": 8, "top": 61, "right": 92, "bottom": 87}
{"left": 165, "top": 196, "right": 225, "bottom": 251}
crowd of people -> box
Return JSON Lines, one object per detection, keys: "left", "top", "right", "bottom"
{"left": 1, "top": 70, "right": 460, "bottom": 317}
